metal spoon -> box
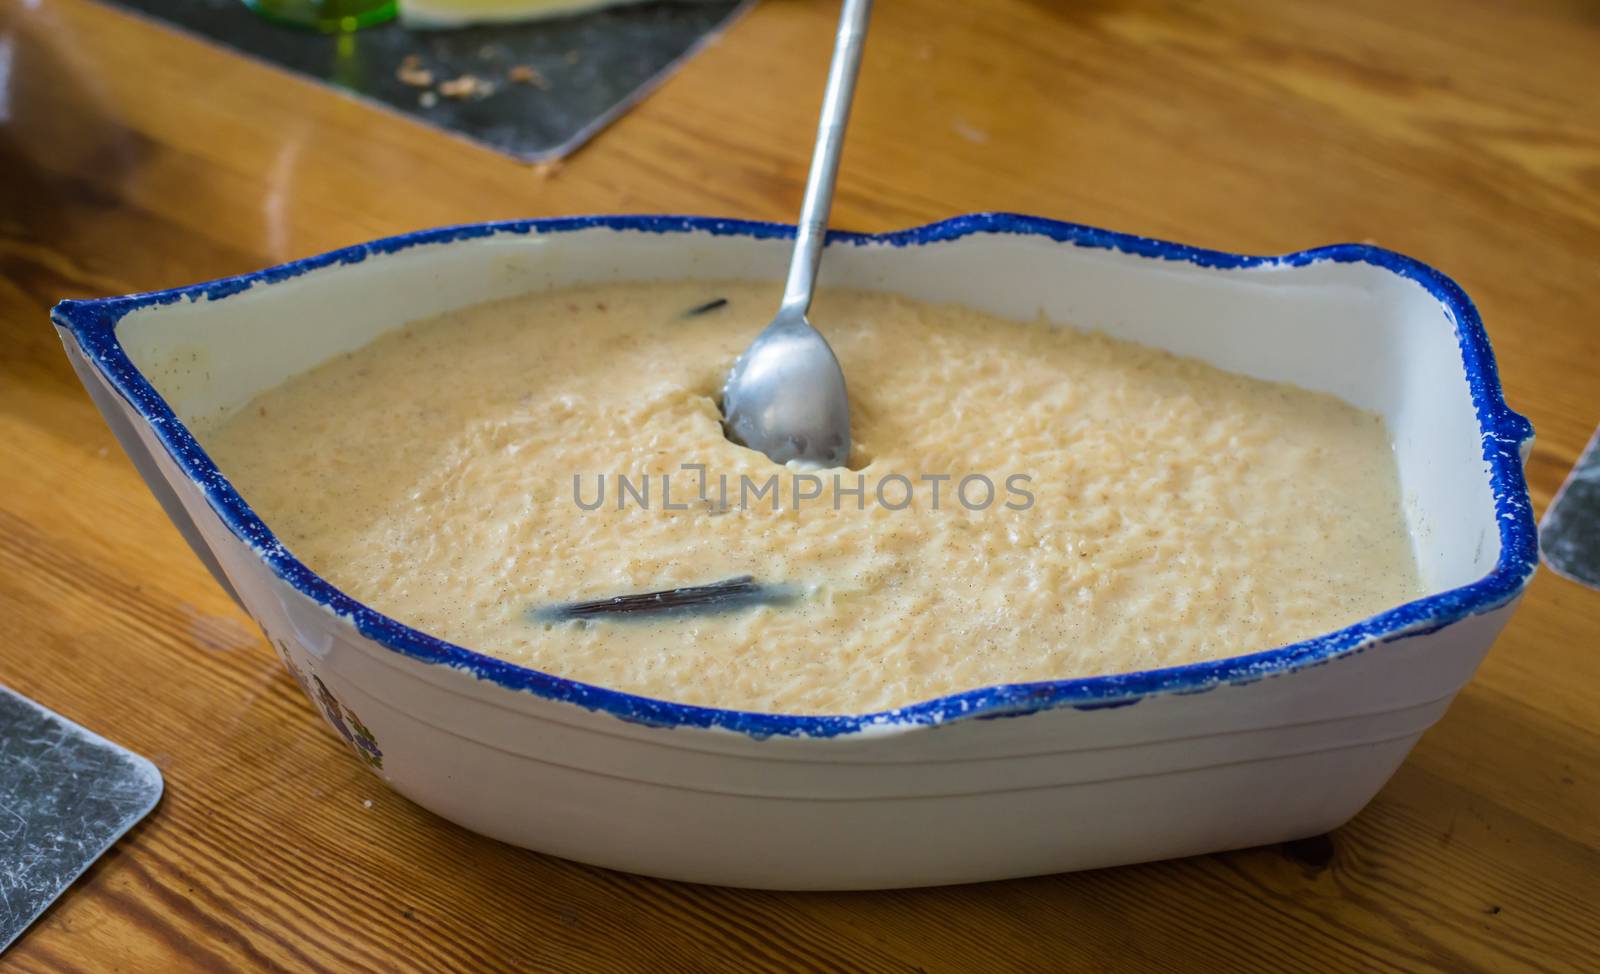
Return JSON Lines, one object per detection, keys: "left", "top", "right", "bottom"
{"left": 721, "top": 0, "right": 871, "bottom": 468}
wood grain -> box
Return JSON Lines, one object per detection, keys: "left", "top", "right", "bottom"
{"left": 2, "top": 0, "right": 1598, "bottom": 970}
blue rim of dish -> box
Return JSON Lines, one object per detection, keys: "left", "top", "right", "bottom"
{"left": 51, "top": 213, "right": 1539, "bottom": 739}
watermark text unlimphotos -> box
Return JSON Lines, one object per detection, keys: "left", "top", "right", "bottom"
{"left": 571, "top": 463, "right": 1034, "bottom": 513}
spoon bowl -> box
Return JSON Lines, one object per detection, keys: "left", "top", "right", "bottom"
{"left": 720, "top": 0, "right": 869, "bottom": 467}
{"left": 721, "top": 307, "right": 852, "bottom": 467}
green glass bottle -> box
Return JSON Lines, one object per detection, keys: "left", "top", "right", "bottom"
{"left": 243, "top": 0, "right": 397, "bottom": 33}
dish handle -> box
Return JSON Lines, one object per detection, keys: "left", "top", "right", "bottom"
{"left": 57, "top": 328, "right": 246, "bottom": 610}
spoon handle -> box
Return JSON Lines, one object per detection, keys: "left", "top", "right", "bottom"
{"left": 781, "top": 0, "right": 873, "bottom": 318}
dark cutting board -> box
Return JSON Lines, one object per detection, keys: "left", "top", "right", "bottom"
{"left": 0, "top": 685, "right": 163, "bottom": 953}
{"left": 1541, "top": 425, "right": 1600, "bottom": 591}
{"left": 101, "top": 0, "right": 751, "bottom": 161}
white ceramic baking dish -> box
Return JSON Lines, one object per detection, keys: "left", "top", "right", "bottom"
{"left": 53, "top": 214, "right": 1537, "bottom": 889}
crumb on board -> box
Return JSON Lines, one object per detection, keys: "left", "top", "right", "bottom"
{"left": 534, "top": 160, "right": 564, "bottom": 179}
{"left": 440, "top": 74, "right": 495, "bottom": 100}
{"left": 398, "top": 66, "right": 434, "bottom": 88}
{"left": 396, "top": 55, "right": 434, "bottom": 88}
{"left": 508, "top": 64, "right": 550, "bottom": 89}
{"left": 363, "top": 799, "right": 374, "bottom": 809}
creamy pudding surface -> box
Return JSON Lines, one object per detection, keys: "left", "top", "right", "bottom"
{"left": 199, "top": 281, "right": 1421, "bottom": 715}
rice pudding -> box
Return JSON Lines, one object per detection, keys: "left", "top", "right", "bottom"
{"left": 199, "top": 280, "right": 1421, "bottom": 714}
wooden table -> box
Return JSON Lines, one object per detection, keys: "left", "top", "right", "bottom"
{"left": 3, "top": 0, "right": 1597, "bottom": 969}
